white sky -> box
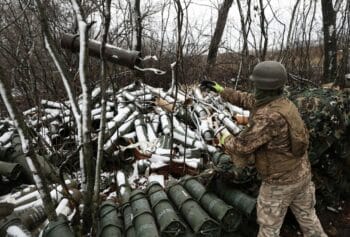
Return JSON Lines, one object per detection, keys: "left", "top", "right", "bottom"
{"left": 91, "top": 0, "right": 347, "bottom": 53}
{"left": 141, "top": 0, "right": 325, "bottom": 52}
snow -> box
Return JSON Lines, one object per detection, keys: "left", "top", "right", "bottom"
{"left": 26, "top": 157, "right": 43, "bottom": 190}
{"left": 116, "top": 171, "right": 126, "bottom": 186}
{"left": 0, "top": 81, "right": 29, "bottom": 154}
{"left": 328, "top": 25, "right": 334, "bottom": 37}
{"left": 141, "top": 55, "right": 158, "bottom": 61}
{"left": 148, "top": 173, "right": 165, "bottom": 187}
{"left": 41, "top": 100, "right": 65, "bottom": 110}
{"left": 160, "top": 112, "right": 171, "bottom": 134}
{"left": 106, "top": 104, "right": 134, "bottom": 130}
{"left": 55, "top": 198, "right": 72, "bottom": 217}
{"left": 91, "top": 87, "right": 101, "bottom": 99}
{"left": 150, "top": 162, "right": 168, "bottom": 170}
{"left": 149, "top": 154, "right": 170, "bottom": 163}
{"left": 134, "top": 65, "right": 166, "bottom": 75}
{"left": 6, "top": 225, "right": 30, "bottom": 237}
{"left": 128, "top": 163, "right": 139, "bottom": 188}
{"left": 0, "top": 131, "right": 13, "bottom": 144}
{"left": 23, "top": 107, "right": 37, "bottom": 116}
{"left": 11, "top": 185, "right": 36, "bottom": 200}
{"left": 135, "top": 118, "right": 149, "bottom": 152}
{"left": 14, "top": 188, "right": 41, "bottom": 207}
{"left": 122, "top": 131, "right": 136, "bottom": 140}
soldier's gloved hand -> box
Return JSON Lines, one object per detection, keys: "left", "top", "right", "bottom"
{"left": 216, "top": 127, "right": 231, "bottom": 145}
{"left": 200, "top": 80, "right": 224, "bottom": 93}
{"left": 219, "top": 131, "right": 231, "bottom": 145}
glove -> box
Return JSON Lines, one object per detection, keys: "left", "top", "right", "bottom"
{"left": 219, "top": 131, "right": 231, "bottom": 145}
{"left": 200, "top": 80, "right": 224, "bottom": 93}
{"left": 215, "top": 127, "right": 231, "bottom": 145}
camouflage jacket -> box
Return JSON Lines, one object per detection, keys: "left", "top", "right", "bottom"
{"left": 221, "top": 88, "right": 311, "bottom": 185}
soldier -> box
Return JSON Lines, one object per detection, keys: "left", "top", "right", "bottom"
{"left": 201, "top": 61, "right": 327, "bottom": 237}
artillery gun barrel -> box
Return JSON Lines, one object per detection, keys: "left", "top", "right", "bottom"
{"left": 61, "top": 33, "right": 141, "bottom": 69}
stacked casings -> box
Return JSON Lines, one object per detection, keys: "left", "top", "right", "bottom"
{"left": 214, "top": 180, "right": 256, "bottom": 218}
{"left": 120, "top": 183, "right": 136, "bottom": 237}
{"left": 146, "top": 181, "right": 186, "bottom": 236}
{"left": 193, "top": 104, "right": 214, "bottom": 142}
{"left": 167, "top": 182, "right": 220, "bottom": 236}
{"left": 42, "top": 215, "right": 74, "bottom": 237}
{"left": 97, "top": 201, "right": 123, "bottom": 237}
{"left": 0, "top": 203, "right": 47, "bottom": 235}
{"left": 0, "top": 160, "right": 21, "bottom": 181}
{"left": 0, "top": 203, "right": 32, "bottom": 237}
{"left": 16, "top": 205, "right": 47, "bottom": 234}
{"left": 130, "top": 189, "right": 159, "bottom": 237}
{"left": 181, "top": 176, "right": 242, "bottom": 232}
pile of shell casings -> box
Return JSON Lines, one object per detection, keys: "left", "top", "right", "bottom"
{"left": 0, "top": 180, "right": 80, "bottom": 236}
{"left": 0, "top": 81, "right": 254, "bottom": 236}
{"left": 0, "top": 81, "right": 250, "bottom": 180}
{"left": 113, "top": 171, "right": 250, "bottom": 236}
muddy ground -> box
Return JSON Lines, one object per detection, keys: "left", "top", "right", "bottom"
{"left": 280, "top": 198, "right": 350, "bottom": 237}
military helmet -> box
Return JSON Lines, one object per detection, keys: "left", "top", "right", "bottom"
{"left": 250, "top": 61, "right": 287, "bottom": 90}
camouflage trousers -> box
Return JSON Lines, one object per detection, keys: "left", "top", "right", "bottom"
{"left": 257, "top": 175, "right": 327, "bottom": 237}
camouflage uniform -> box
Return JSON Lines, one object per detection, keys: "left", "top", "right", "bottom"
{"left": 221, "top": 88, "right": 327, "bottom": 237}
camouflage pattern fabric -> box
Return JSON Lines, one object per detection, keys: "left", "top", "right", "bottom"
{"left": 289, "top": 88, "right": 350, "bottom": 204}
{"left": 257, "top": 175, "right": 327, "bottom": 237}
{"left": 221, "top": 89, "right": 311, "bottom": 185}
{"left": 289, "top": 88, "right": 350, "bottom": 165}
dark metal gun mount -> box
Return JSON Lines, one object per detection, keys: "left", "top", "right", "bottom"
{"left": 61, "top": 33, "right": 141, "bottom": 69}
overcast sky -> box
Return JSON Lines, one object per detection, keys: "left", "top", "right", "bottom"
{"left": 100, "top": 0, "right": 346, "bottom": 53}
{"left": 143, "top": 0, "right": 325, "bottom": 51}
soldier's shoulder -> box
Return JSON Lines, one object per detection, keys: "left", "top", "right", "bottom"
{"left": 255, "top": 104, "right": 286, "bottom": 124}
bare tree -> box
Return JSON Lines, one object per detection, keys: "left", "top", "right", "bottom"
{"left": 266, "top": 0, "right": 285, "bottom": 60}
{"left": 281, "top": 0, "right": 301, "bottom": 65}
{"left": 130, "top": 0, "right": 142, "bottom": 51}
{"left": 0, "top": 65, "right": 58, "bottom": 221}
{"left": 93, "top": 0, "right": 111, "bottom": 231}
{"left": 258, "top": 0, "right": 268, "bottom": 61}
{"left": 321, "top": 0, "right": 337, "bottom": 83}
{"left": 34, "top": 0, "right": 95, "bottom": 233}
{"left": 335, "top": 0, "right": 349, "bottom": 87}
{"left": 236, "top": 0, "right": 252, "bottom": 80}
{"left": 158, "top": 0, "right": 171, "bottom": 62}
{"left": 205, "top": 0, "right": 234, "bottom": 76}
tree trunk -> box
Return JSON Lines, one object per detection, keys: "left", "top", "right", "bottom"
{"left": 258, "top": 0, "right": 268, "bottom": 61}
{"left": 70, "top": 0, "right": 94, "bottom": 233}
{"left": 321, "top": 0, "right": 337, "bottom": 83}
{"left": 205, "top": 0, "right": 234, "bottom": 77}
{"left": 281, "top": 0, "right": 300, "bottom": 64}
{"left": 236, "top": 0, "right": 251, "bottom": 80}
{"left": 93, "top": 0, "right": 111, "bottom": 229}
{"left": 0, "top": 66, "right": 58, "bottom": 222}
{"left": 132, "top": 0, "right": 142, "bottom": 52}
{"left": 130, "top": 0, "right": 144, "bottom": 78}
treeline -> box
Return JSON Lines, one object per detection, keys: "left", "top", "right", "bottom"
{"left": 0, "top": 0, "right": 349, "bottom": 110}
